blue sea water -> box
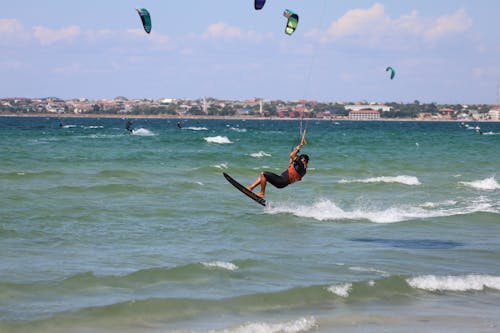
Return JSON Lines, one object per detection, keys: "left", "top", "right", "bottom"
{"left": 0, "top": 116, "right": 499, "bottom": 332}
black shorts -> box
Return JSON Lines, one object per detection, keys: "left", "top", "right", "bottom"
{"left": 263, "top": 171, "right": 290, "bottom": 189}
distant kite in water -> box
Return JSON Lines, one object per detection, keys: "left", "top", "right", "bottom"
{"left": 386, "top": 66, "right": 395, "bottom": 80}
{"left": 283, "top": 9, "right": 299, "bottom": 35}
{"left": 136, "top": 8, "right": 152, "bottom": 34}
{"left": 254, "top": 0, "right": 266, "bottom": 10}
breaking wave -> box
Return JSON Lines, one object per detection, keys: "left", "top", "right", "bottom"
{"left": 268, "top": 198, "right": 497, "bottom": 223}
{"left": 460, "top": 177, "right": 499, "bottom": 190}
{"left": 339, "top": 175, "right": 421, "bottom": 186}
{"left": 204, "top": 136, "right": 232, "bottom": 144}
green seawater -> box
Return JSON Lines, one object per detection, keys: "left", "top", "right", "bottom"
{"left": 1, "top": 117, "right": 499, "bottom": 332}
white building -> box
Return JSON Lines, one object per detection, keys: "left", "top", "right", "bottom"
{"left": 489, "top": 108, "right": 500, "bottom": 121}
{"left": 345, "top": 104, "right": 392, "bottom": 112}
{"left": 349, "top": 109, "right": 380, "bottom": 120}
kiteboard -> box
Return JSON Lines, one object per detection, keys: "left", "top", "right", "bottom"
{"left": 223, "top": 172, "right": 266, "bottom": 206}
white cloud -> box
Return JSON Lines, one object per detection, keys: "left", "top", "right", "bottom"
{"left": 126, "top": 28, "right": 175, "bottom": 50}
{"left": 317, "top": 3, "right": 472, "bottom": 45}
{"left": 0, "top": 18, "right": 23, "bottom": 34}
{"left": 33, "top": 25, "right": 81, "bottom": 45}
{"left": 202, "top": 22, "right": 262, "bottom": 42}
{"left": 324, "top": 3, "right": 388, "bottom": 40}
{"left": 0, "top": 18, "right": 31, "bottom": 45}
{"left": 424, "top": 9, "right": 471, "bottom": 41}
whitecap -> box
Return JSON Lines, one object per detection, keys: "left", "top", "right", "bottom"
{"left": 230, "top": 127, "right": 247, "bottom": 133}
{"left": 339, "top": 175, "right": 421, "bottom": 186}
{"left": 185, "top": 126, "right": 208, "bottom": 131}
{"left": 132, "top": 128, "right": 155, "bottom": 136}
{"left": 204, "top": 136, "right": 232, "bottom": 144}
{"left": 326, "top": 283, "right": 352, "bottom": 297}
{"left": 249, "top": 151, "right": 272, "bottom": 158}
{"left": 268, "top": 198, "right": 496, "bottom": 224}
{"left": 201, "top": 261, "right": 238, "bottom": 271}
{"left": 211, "top": 163, "right": 228, "bottom": 170}
{"left": 209, "top": 317, "right": 317, "bottom": 333}
{"left": 407, "top": 274, "right": 500, "bottom": 292}
{"left": 459, "top": 177, "right": 499, "bottom": 190}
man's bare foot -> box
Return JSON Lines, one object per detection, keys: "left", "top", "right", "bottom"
{"left": 246, "top": 186, "right": 253, "bottom": 192}
{"left": 255, "top": 192, "right": 265, "bottom": 198}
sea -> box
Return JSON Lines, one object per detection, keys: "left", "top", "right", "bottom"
{"left": 1, "top": 116, "right": 499, "bottom": 333}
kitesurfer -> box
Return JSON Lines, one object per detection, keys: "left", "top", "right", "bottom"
{"left": 247, "top": 139, "right": 309, "bottom": 198}
{"left": 125, "top": 120, "right": 133, "bottom": 133}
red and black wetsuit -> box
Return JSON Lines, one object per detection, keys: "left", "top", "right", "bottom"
{"left": 263, "top": 157, "right": 307, "bottom": 189}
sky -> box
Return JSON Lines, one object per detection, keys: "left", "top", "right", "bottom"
{"left": 1, "top": 0, "right": 500, "bottom": 104}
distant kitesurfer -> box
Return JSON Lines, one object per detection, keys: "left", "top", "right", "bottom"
{"left": 247, "top": 133, "right": 309, "bottom": 198}
{"left": 125, "top": 120, "right": 133, "bottom": 133}
{"left": 177, "top": 121, "right": 182, "bottom": 129}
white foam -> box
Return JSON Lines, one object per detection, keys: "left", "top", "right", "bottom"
{"left": 204, "top": 136, "right": 232, "bottom": 144}
{"left": 185, "top": 126, "right": 208, "bottom": 131}
{"left": 230, "top": 127, "right": 247, "bottom": 133}
{"left": 209, "top": 317, "right": 317, "bottom": 333}
{"left": 407, "top": 274, "right": 500, "bottom": 292}
{"left": 460, "top": 177, "right": 499, "bottom": 190}
{"left": 326, "top": 283, "right": 352, "bottom": 297}
{"left": 211, "top": 163, "right": 228, "bottom": 170}
{"left": 268, "top": 198, "right": 496, "bottom": 224}
{"left": 132, "top": 128, "right": 155, "bottom": 136}
{"left": 339, "top": 175, "right": 421, "bottom": 186}
{"left": 250, "top": 151, "right": 272, "bottom": 158}
{"left": 201, "top": 261, "right": 238, "bottom": 271}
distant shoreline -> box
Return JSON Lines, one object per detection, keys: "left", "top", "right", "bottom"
{"left": 0, "top": 113, "right": 497, "bottom": 122}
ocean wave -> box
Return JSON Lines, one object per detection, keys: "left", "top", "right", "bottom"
{"left": 326, "top": 283, "right": 352, "bottom": 297}
{"left": 208, "top": 317, "right": 317, "bottom": 333}
{"left": 268, "top": 198, "right": 497, "bottom": 223}
{"left": 249, "top": 151, "right": 272, "bottom": 158}
{"left": 459, "top": 177, "right": 499, "bottom": 190}
{"left": 5, "top": 274, "right": 500, "bottom": 328}
{"left": 185, "top": 126, "right": 208, "bottom": 131}
{"left": 212, "top": 163, "right": 228, "bottom": 170}
{"left": 0, "top": 170, "right": 65, "bottom": 178}
{"left": 83, "top": 125, "right": 104, "bottom": 129}
{"left": 201, "top": 261, "right": 239, "bottom": 271}
{"left": 230, "top": 127, "right": 247, "bottom": 133}
{"left": 407, "top": 274, "right": 500, "bottom": 292}
{"left": 204, "top": 136, "right": 232, "bottom": 144}
{"left": 131, "top": 128, "right": 155, "bottom": 136}
{"left": 339, "top": 175, "right": 421, "bottom": 186}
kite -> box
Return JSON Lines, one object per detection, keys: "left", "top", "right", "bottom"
{"left": 136, "top": 8, "right": 152, "bottom": 34}
{"left": 283, "top": 9, "right": 299, "bottom": 35}
{"left": 254, "top": 0, "right": 266, "bottom": 10}
{"left": 386, "top": 66, "right": 395, "bottom": 80}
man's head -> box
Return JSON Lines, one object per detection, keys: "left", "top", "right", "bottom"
{"left": 299, "top": 154, "right": 309, "bottom": 164}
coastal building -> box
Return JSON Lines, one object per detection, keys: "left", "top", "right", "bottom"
{"left": 349, "top": 109, "right": 380, "bottom": 120}
{"left": 489, "top": 108, "right": 500, "bottom": 120}
{"left": 439, "top": 108, "right": 455, "bottom": 119}
{"left": 345, "top": 104, "right": 391, "bottom": 112}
